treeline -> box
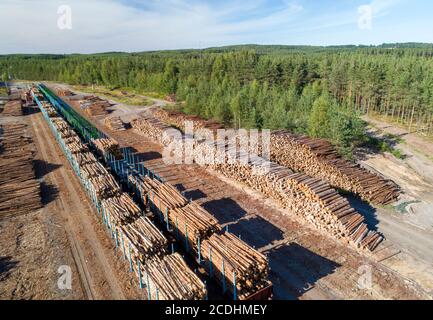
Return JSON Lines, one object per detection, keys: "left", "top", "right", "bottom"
{"left": 1, "top": 45, "right": 433, "bottom": 156}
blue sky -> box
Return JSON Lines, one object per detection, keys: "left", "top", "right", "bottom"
{"left": 0, "top": 0, "right": 432, "bottom": 54}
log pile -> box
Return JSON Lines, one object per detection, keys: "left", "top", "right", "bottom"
{"left": 0, "top": 123, "right": 41, "bottom": 218}
{"left": 52, "top": 118, "right": 76, "bottom": 138}
{"left": 201, "top": 232, "right": 269, "bottom": 300}
{"left": 92, "top": 137, "right": 122, "bottom": 159}
{"left": 152, "top": 108, "right": 400, "bottom": 205}
{"left": 65, "top": 139, "right": 89, "bottom": 154}
{"left": 153, "top": 108, "right": 224, "bottom": 134}
{"left": 135, "top": 111, "right": 384, "bottom": 251}
{"left": 147, "top": 181, "right": 189, "bottom": 214}
{"left": 2, "top": 100, "right": 23, "bottom": 117}
{"left": 79, "top": 161, "right": 109, "bottom": 180}
{"left": 36, "top": 93, "right": 208, "bottom": 300}
{"left": 78, "top": 96, "right": 111, "bottom": 117}
{"left": 131, "top": 116, "right": 173, "bottom": 145}
{"left": 140, "top": 253, "right": 207, "bottom": 300}
{"left": 88, "top": 174, "right": 121, "bottom": 200}
{"left": 71, "top": 151, "right": 98, "bottom": 166}
{"left": 105, "top": 116, "right": 126, "bottom": 131}
{"left": 56, "top": 88, "right": 74, "bottom": 97}
{"left": 211, "top": 153, "right": 384, "bottom": 251}
{"left": 169, "top": 202, "right": 220, "bottom": 249}
{"left": 268, "top": 131, "right": 400, "bottom": 205}
{"left": 101, "top": 193, "right": 142, "bottom": 226}
{"left": 128, "top": 174, "right": 161, "bottom": 205}
{"left": 120, "top": 216, "right": 167, "bottom": 260}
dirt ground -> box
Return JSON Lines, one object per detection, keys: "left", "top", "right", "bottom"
{"left": 1, "top": 106, "right": 148, "bottom": 300}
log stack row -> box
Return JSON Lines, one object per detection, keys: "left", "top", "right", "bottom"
{"left": 126, "top": 167, "right": 271, "bottom": 299}
{"left": 152, "top": 108, "right": 400, "bottom": 205}
{"left": 73, "top": 95, "right": 111, "bottom": 117}
{"left": 2, "top": 100, "right": 23, "bottom": 117}
{"left": 267, "top": 131, "right": 400, "bottom": 205}
{"left": 137, "top": 253, "right": 207, "bottom": 300}
{"left": 135, "top": 113, "right": 383, "bottom": 252}
{"left": 92, "top": 137, "right": 123, "bottom": 160}
{"left": 37, "top": 97, "right": 207, "bottom": 300}
{"left": 131, "top": 115, "right": 176, "bottom": 145}
{"left": 201, "top": 232, "right": 269, "bottom": 300}
{"left": 0, "top": 121, "right": 42, "bottom": 218}
{"left": 105, "top": 116, "right": 127, "bottom": 131}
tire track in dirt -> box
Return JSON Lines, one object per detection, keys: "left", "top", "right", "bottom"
{"left": 30, "top": 112, "right": 126, "bottom": 300}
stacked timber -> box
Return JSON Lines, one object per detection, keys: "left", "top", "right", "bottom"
{"left": 268, "top": 131, "right": 400, "bottom": 205}
{"left": 140, "top": 253, "right": 207, "bottom": 300}
{"left": 131, "top": 116, "right": 174, "bottom": 145}
{"left": 71, "top": 151, "right": 98, "bottom": 166}
{"left": 92, "top": 137, "right": 122, "bottom": 159}
{"left": 78, "top": 96, "right": 111, "bottom": 117}
{"left": 0, "top": 123, "right": 41, "bottom": 218}
{"left": 88, "top": 174, "right": 121, "bottom": 200}
{"left": 120, "top": 216, "right": 167, "bottom": 260}
{"left": 153, "top": 108, "right": 224, "bottom": 134}
{"left": 79, "top": 161, "right": 109, "bottom": 180}
{"left": 101, "top": 193, "right": 141, "bottom": 226}
{"left": 169, "top": 202, "right": 220, "bottom": 249}
{"left": 128, "top": 174, "right": 161, "bottom": 205}
{"left": 105, "top": 116, "right": 126, "bottom": 131}
{"left": 147, "top": 181, "right": 189, "bottom": 214}
{"left": 134, "top": 115, "right": 384, "bottom": 251}
{"left": 42, "top": 102, "right": 57, "bottom": 117}
{"left": 201, "top": 232, "right": 269, "bottom": 300}
{"left": 52, "top": 118, "right": 76, "bottom": 138}
{"left": 65, "top": 139, "right": 88, "bottom": 154}
{"left": 57, "top": 88, "right": 74, "bottom": 97}
{"left": 2, "top": 100, "right": 23, "bottom": 117}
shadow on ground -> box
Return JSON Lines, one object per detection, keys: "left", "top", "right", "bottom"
{"left": 33, "top": 160, "right": 62, "bottom": 178}
{"left": 0, "top": 256, "right": 18, "bottom": 278}
{"left": 267, "top": 243, "right": 341, "bottom": 300}
{"left": 346, "top": 194, "right": 379, "bottom": 231}
{"left": 40, "top": 181, "right": 60, "bottom": 206}
{"left": 202, "top": 198, "right": 248, "bottom": 224}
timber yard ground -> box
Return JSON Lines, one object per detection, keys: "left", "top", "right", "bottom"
{"left": 1, "top": 82, "right": 433, "bottom": 300}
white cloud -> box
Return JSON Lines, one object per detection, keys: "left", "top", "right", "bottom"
{"left": 0, "top": 0, "right": 304, "bottom": 53}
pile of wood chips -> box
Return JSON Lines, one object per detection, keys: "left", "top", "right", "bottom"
{"left": 201, "top": 232, "right": 269, "bottom": 300}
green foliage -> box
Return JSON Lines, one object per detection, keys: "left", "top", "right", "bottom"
{"left": 2, "top": 44, "right": 433, "bottom": 155}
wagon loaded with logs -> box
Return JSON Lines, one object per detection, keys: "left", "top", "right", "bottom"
{"left": 119, "top": 216, "right": 168, "bottom": 261}
{"left": 92, "top": 137, "right": 123, "bottom": 160}
{"left": 169, "top": 202, "right": 220, "bottom": 251}
{"left": 137, "top": 253, "right": 207, "bottom": 300}
{"left": 201, "top": 232, "right": 270, "bottom": 300}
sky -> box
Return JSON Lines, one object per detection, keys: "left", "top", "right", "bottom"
{"left": 0, "top": 0, "right": 432, "bottom": 54}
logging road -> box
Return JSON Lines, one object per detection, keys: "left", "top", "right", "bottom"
{"left": 28, "top": 109, "right": 137, "bottom": 300}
